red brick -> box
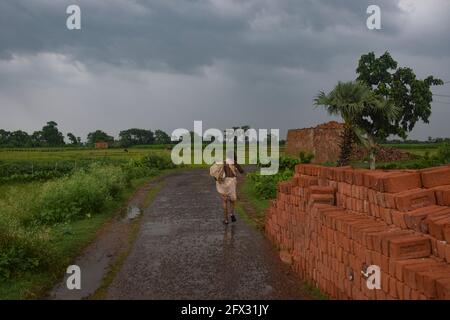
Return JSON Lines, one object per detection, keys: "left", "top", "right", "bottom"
{"left": 394, "top": 188, "right": 436, "bottom": 212}
{"left": 410, "top": 289, "right": 420, "bottom": 300}
{"left": 433, "top": 185, "right": 450, "bottom": 206}
{"left": 421, "top": 210, "right": 450, "bottom": 234}
{"left": 389, "top": 277, "right": 398, "bottom": 298}
{"left": 384, "top": 193, "right": 397, "bottom": 209}
{"left": 403, "top": 260, "right": 441, "bottom": 290}
{"left": 404, "top": 285, "right": 412, "bottom": 300}
{"left": 391, "top": 211, "right": 408, "bottom": 229}
{"left": 428, "top": 216, "right": 450, "bottom": 240}
{"left": 421, "top": 167, "right": 450, "bottom": 188}
{"left": 353, "top": 169, "right": 369, "bottom": 186}
{"left": 436, "top": 240, "right": 448, "bottom": 260}
{"left": 309, "top": 185, "right": 335, "bottom": 195}
{"left": 446, "top": 243, "right": 450, "bottom": 263}
{"left": 445, "top": 224, "right": 450, "bottom": 243}
{"left": 436, "top": 278, "right": 450, "bottom": 299}
{"left": 396, "top": 281, "right": 405, "bottom": 299}
{"left": 366, "top": 229, "right": 410, "bottom": 253}
{"left": 416, "top": 267, "right": 450, "bottom": 298}
{"left": 309, "top": 193, "right": 335, "bottom": 206}
{"left": 387, "top": 235, "right": 431, "bottom": 260}
{"left": 381, "top": 172, "right": 422, "bottom": 193}
{"left": 402, "top": 205, "right": 450, "bottom": 231}
{"left": 365, "top": 172, "right": 386, "bottom": 190}
{"left": 393, "top": 258, "right": 435, "bottom": 281}
{"left": 352, "top": 224, "right": 390, "bottom": 245}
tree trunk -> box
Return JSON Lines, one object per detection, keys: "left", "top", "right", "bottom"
{"left": 368, "top": 136, "right": 376, "bottom": 170}
{"left": 338, "top": 124, "right": 354, "bottom": 167}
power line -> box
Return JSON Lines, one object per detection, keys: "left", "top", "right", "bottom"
{"left": 433, "top": 100, "right": 450, "bottom": 105}
{"left": 433, "top": 94, "right": 450, "bottom": 98}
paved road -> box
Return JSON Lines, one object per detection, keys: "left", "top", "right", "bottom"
{"left": 106, "top": 169, "right": 308, "bottom": 299}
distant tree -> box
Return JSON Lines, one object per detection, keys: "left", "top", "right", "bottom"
{"left": 31, "top": 131, "right": 44, "bottom": 147}
{"left": 154, "top": 129, "right": 171, "bottom": 145}
{"left": 9, "top": 130, "right": 32, "bottom": 147}
{"left": 67, "top": 133, "right": 79, "bottom": 145}
{"left": 0, "top": 129, "right": 10, "bottom": 146}
{"left": 356, "top": 51, "right": 443, "bottom": 138}
{"left": 119, "top": 129, "right": 154, "bottom": 147}
{"left": 87, "top": 130, "right": 114, "bottom": 145}
{"left": 41, "top": 121, "right": 65, "bottom": 146}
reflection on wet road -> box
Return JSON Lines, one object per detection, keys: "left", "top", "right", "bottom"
{"left": 106, "top": 169, "right": 308, "bottom": 299}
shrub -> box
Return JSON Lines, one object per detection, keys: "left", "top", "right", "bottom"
{"left": 258, "top": 155, "right": 302, "bottom": 172}
{"left": 33, "top": 165, "right": 128, "bottom": 224}
{"left": 248, "top": 169, "right": 294, "bottom": 199}
{"left": 122, "top": 154, "right": 175, "bottom": 179}
{"left": 435, "top": 143, "right": 450, "bottom": 164}
{"left": 142, "top": 154, "right": 176, "bottom": 170}
{"left": 299, "top": 151, "right": 314, "bottom": 164}
{"left": 0, "top": 217, "right": 52, "bottom": 279}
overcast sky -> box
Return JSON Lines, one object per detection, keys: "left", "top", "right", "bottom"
{"left": 1, "top": 0, "right": 450, "bottom": 141}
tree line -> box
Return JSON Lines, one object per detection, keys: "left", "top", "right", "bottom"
{"left": 0, "top": 122, "right": 172, "bottom": 148}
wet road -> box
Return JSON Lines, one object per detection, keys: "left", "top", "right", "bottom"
{"left": 106, "top": 169, "right": 308, "bottom": 299}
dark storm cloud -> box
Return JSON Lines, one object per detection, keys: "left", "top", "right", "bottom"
{"left": 0, "top": 0, "right": 404, "bottom": 73}
{"left": 0, "top": 0, "right": 449, "bottom": 140}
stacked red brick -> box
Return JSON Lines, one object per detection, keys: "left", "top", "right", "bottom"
{"left": 265, "top": 164, "right": 450, "bottom": 300}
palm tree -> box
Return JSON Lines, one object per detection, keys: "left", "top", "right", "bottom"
{"left": 314, "top": 81, "right": 399, "bottom": 169}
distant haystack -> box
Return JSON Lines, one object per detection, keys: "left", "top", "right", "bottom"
{"left": 286, "top": 121, "right": 343, "bottom": 164}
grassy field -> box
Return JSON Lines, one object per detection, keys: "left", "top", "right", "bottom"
{"left": 0, "top": 145, "right": 181, "bottom": 299}
{"left": 382, "top": 142, "right": 441, "bottom": 157}
{"left": 0, "top": 145, "right": 171, "bottom": 162}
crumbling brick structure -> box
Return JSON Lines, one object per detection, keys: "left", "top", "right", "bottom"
{"left": 286, "top": 122, "right": 343, "bottom": 164}
{"left": 266, "top": 164, "right": 450, "bottom": 300}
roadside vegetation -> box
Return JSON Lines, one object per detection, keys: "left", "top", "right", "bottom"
{"left": 0, "top": 152, "right": 175, "bottom": 299}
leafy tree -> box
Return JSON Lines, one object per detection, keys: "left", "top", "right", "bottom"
{"left": 0, "top": 129, "right": 10, "bottom": 146}
{"left": 154, "top": 129, "right": 171, "bottom": 144}
{"left": 9, "top": 130, "right": 32, "bottom": 147}
{"left": 87, "top": 130, "right": 114, "bottom": 145}
{"left": 67, "top": 133, "right": 80, "bottom": 145}
{"left": 31, "top": 131, "right": 44, "bottom": 147}
{"left": 119, "top": 129, "right": 154, "bottom": 147}
{"left": 356, "top": 51, "right": 443, "bottom": 138}
{"left": 315, "top": 81, "right": 384, "bottom": 166}
{"left": 41, "top": 121, "right": 65, "bottom": 146}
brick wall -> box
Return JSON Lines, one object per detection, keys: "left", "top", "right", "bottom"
{"left": 285, "top": 122, "right": 343, "bottom": 164}
{"left": 265, "top": 164, "right": 450, "bottom": 300}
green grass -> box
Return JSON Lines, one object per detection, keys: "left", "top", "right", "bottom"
{"left": 240, "top": 177, "right": 270, "bottom": 218}
{"left": 381, "top": 143, "right": 441, "bottom": 157}
{"left": 0, "top": 147, "right": 170, "bottom": 163}
{"left": 0, "top": 176, "right": 154, "bottom": 300}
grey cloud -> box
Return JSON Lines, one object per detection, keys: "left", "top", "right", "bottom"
{"left": 0, "top": 0, "right": 449, "bottom": 140}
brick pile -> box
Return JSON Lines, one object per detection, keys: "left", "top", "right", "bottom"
{"left": 265, "top": 164, "right": 450, "bottom": 300}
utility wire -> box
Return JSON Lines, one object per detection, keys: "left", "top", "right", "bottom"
{"left": 433, "top": 94, "right": 450, "bottom": 98}
{"left": 433, "top": 100, "right": 450, "bottom": 105}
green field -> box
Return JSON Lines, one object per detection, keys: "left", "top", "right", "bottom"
{"left": 0, "top": 145, "right": 170, "bottom": 162}
{"left": 0, "top": 146, "right": 179, "bottom": 299}
{"left": 382, "top": 142, "right": 441, "bottom": 157}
